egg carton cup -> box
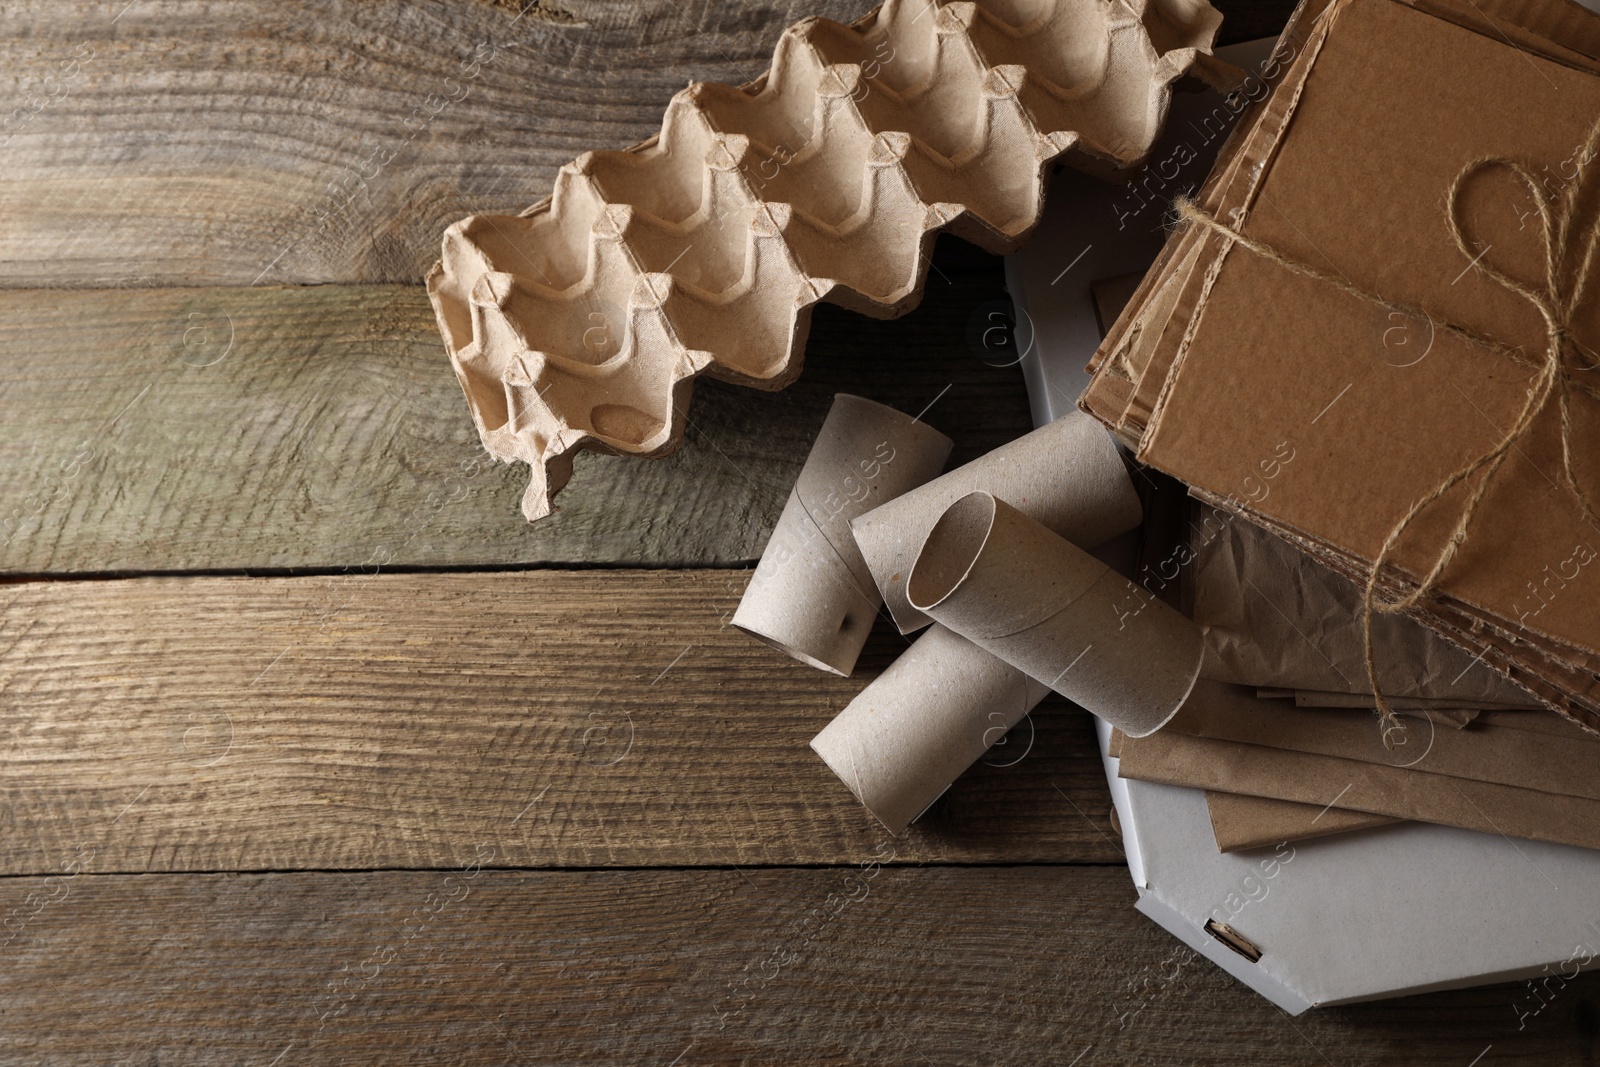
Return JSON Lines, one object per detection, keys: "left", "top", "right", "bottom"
{"left": 426, "top": 0, "right": 1235, "bottom": 520}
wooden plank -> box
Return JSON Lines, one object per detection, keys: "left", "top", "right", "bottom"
{"left": 0, "top": 0, "right": 1293, "bottom": 289}
{"left": 0, "top": 256, "right": 1032, "bottom": 572}
{"left": 1, "top": 865, "right": 1592, "bottom": 1063}
{"left": 0, "top": 568, "right": 1124, "bottom": 874}
{"left": 0, "top": 0, "right": 883, "bottom": 287}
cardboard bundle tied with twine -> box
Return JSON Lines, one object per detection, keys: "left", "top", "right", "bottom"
{"left": 426, "top": 0, "right": 1238, "bottom": 521}
{"left": 1080, "top": 0, "right": 1600, "bottom": 733}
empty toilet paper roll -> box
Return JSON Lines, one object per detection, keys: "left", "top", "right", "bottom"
{"left": 811, "top": 624, "right": 1051, "bottom": 834}
{"left": 850, "top": 412, "right": 1142, "bottom": 634}
{"left": 908, "top": 491, "right": 1202, "bottom": 737}
{"left": 732, "top": 394, "right": 952, "bottom": 675}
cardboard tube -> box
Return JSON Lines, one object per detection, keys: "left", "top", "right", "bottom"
{"left": 1288, "top": 690, "right": 1535, "bottom": 712}
{"left": 850, "top": 412, "right": 1143, "bottom": 633}
{"left": 810, "top": 624, "right": 1051, "bottom": 834}
{"left": 732, "top": 394, "right": 952, "bottom": 675}
{"left": 908, "top": 491, "right": 1202, "bottom": 737}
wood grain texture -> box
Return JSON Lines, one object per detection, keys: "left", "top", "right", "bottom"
{"left": 2, "top": 865, "right": 1595, "bottom": 1065}
{"left": 10, "top": 0, "right": 1554, "bottom": 1053}
{"left": 0, "top": 247, "right": 1031, "bottom": 573}
{"left": 0, "top": 0, "right": 1292, "bottom": 290}
{"left": 0, "top": 0, "right": 883, "bottom": 287}
{"left": 0, "top": 568, "right": 1123, "bottom": 875}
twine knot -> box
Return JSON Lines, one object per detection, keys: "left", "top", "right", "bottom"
{"left": 1173, "top": 118, "right": 1600, "bottom": 728}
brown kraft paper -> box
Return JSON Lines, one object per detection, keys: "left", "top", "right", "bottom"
{"left": 1171, "top": 679, "right": 1600, "bottom": 800}
{"left": 1203, "top": 790, "right": 1400, "bottom": 852}
{"left": 1191, "top": 505, "right": 1536, "bottom": 705}
{"left": 1117, "top": 727, "right": 1600, "bottom": 852}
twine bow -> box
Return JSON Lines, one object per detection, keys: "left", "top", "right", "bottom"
{"left": 1174, "top": 117, "right": 1600, "bottom": 728}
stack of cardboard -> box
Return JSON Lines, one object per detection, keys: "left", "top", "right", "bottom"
{"left": 1080, "top": 0, "right": 1600, "bottom": 731}
{"left": 1007, "top": 11, "right": 1600, "bottom": 1007}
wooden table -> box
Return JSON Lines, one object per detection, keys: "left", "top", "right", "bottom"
{"left": 2, "top": 1, "right": 1596, "bottom": 1061}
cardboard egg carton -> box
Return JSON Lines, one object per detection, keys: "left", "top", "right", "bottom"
{"left": 426, "top": 0, "right": 1234, "bottom": 520}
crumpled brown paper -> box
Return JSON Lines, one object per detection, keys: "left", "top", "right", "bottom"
{"left": 1192, "top": 505, "right": 1535, "bottom": 705}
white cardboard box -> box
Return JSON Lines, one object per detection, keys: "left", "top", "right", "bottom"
{"left": 1006, "top": 38, "right": 1600, "bottom": 1014}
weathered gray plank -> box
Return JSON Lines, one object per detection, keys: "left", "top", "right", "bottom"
{"left": 0, "top": 269, "right": 1032, "bottom": 572}
{"left": 1, "top": 865, "right": 1592, "bottom": 1064}
{"left": 0, "top": 0, "right": 882, "bottom": 288}
{"left": 0, "top": 568, "right": 1122, "bottom": 874}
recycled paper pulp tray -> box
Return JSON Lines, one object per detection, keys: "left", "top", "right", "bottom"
{"left": 427, "top": 0, "right": 1234, "bottom": 520}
